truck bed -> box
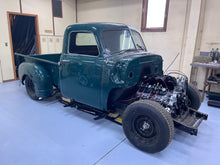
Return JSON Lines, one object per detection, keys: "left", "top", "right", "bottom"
{"left": 15, "top": 53, "right": 61, "bottom": 87}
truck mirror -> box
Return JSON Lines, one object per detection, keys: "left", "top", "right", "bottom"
{"left": 103, "top": 48, "right": 111, "bottom": 58}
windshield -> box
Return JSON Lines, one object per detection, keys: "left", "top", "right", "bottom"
{"left": 102, "top": 30, "right": 136, "bottom": 54}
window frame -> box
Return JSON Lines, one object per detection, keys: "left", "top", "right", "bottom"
{"left": 68, "top": 30, "right": 100, "bottom": 57}
{"left": 141, "top": 0, "right": 170, "bottom": 32}
{"left": 130, "top": 29, "right": 147, "bottom": 51}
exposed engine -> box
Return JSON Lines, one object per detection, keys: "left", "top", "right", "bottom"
{"left": 136, "top": 74, "right": 189, "bottom": 118}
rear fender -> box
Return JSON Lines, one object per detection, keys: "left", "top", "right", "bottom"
{"left": 18, "top": 62, "right": 53, "bottom": 98}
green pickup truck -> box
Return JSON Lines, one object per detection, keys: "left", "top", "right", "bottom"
{"left": 15, "top": 23, "right": 208, "bottom": 153}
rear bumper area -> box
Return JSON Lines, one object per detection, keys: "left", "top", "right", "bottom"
{"left": 173, "top": 108, "right": 208, "bottom": 135}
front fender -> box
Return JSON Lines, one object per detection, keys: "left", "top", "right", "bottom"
{"left": 111, "top": 61, "right": 127, "bottom": 85}
{"left": 18, "top": 62, "right": 53, "bottom": 98}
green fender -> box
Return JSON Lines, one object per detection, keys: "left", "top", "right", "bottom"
{"left": 18, "top": 62, "right": 53, "bottom": 98}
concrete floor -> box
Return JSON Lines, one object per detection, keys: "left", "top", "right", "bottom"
{"left": 0, "top": 81, "right": 219, "bottom": 165}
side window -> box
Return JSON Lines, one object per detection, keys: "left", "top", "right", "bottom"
{"left": 69, "top": 32, "right": 99, "bottom": 56}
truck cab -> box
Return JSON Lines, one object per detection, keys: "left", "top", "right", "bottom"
{"left": 59, "top": 23, "right": 162, "bottom": 111}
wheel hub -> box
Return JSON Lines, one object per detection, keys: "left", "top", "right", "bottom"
{"left": 141, "top": 121, "right": 150, "bottom": 131}
{"left": 134, "top": 116, "right": 155, "bottom": 138}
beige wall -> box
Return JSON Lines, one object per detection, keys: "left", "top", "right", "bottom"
{"left": 0, "top": 0, "right": 76, "bottom": 81}
{"left": 200, "top": 0, "right": 220, "bottom": 52}
{"left": 142, "top": 0, "right": 187, "bottom": 72}
{"left": 0, "top": 0, "right": 20, "bottom": 81}
{"left": 78, "top": 0, "right": 141, "bottom": 26}
{"left": 78, "top": 0, "right": 187, "bottom": 72}
{"left": 193, "top": 0, "right": 220, "bottom": 92}
{"left": 21, "top": 0, "right": 76, "bottom": 36}
{"left": 180, "top": 0, "right": 204, "bottom": 78}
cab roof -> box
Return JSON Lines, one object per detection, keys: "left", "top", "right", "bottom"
{"left": 66, "top": 22, "right": 138, "bottom": 33}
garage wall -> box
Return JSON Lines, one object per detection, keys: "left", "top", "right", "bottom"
{"left": 22, "top": 0, "right": 53, "bottom": 35}
{"left": 0, "top": 0, "right": 20, "bottom": 81}
{"left": 77, "top": 0, "right": 187, "bottom": 71}
{"left": 192, "top": 0, "right": 220, "bottom": 92}
{"left": 200, "top": 0, "right": 220, "bottom": 52}
{"left": 0, "top": 0, "right": 76, "bottom": 81}
{"left": 142, "top": 0, "right": 187, "bottom": 71}
{"left": 54, "top": 0, "right": 76, "bottom": 36}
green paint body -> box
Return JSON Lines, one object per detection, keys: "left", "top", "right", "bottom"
{"left": 16, "top": 23, "right": 163, "bottom": 111}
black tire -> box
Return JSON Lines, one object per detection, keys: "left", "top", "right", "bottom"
{"left": 187, "top": 83, "right": 201, "bottom": 110}
{"left": 122, "top": 100, "right": 174, "bottom": 153}
{"left": 25, "top": 76, "right": 40, "bottom": 100}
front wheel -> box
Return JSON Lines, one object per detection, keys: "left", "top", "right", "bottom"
{"left": 187, "top": 83, "right": 201, "bottom": 110}
{"left": 122, "top": 100, "right": 174, "bottom": 153}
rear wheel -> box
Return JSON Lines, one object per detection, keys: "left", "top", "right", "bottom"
{"left": 25, "top": 76, "right": 40, "bottom": 100}
{"left": 122, "top": 100, "right": 174, "bottom": 153}
{"left": 187, "top": 83, "right": 201, "bottom": 110}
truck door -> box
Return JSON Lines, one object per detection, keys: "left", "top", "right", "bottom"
{"left": 59, "top": 31, "right": 103, "bottom": 109}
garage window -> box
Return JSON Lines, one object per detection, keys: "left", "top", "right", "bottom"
{"left": 52, "top": 0, "right": 63, "bottom": 18}
{"left": 141, "top": 0, "right": 170, "bottom": 32}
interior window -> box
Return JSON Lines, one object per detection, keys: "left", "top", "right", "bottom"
{"left": 69, "top": 32, "right": 99, "bottom": 56}
{"left": 141, "top": 0, "right": 170, "bottom": 32}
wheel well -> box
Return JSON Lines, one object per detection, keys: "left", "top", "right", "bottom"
{"left": 139, "top": 64, "right": 152, "bottom": 81}
{"left": 107, "top": 88, "right": 123, "bottom": 110}
{"left": 107, "top": 85, "right": 138, "bottom": 110}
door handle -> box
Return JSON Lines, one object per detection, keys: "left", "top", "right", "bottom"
{"left": 61, "top": 59, "right": 70, "bottom": 63}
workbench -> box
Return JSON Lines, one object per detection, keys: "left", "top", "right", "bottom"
{"left": 191, "top": 62, "right": 220, "bottom": 101}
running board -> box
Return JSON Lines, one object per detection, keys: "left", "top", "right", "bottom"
{"left": 59, "top": 96, "right": 122, "bottom": 125}
{"left": 173, "top": 108, "right": 208, "bottom": 135}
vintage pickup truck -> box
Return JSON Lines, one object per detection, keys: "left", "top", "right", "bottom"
{"left": 15, "top": 23, "right": 208, "bottom": 153}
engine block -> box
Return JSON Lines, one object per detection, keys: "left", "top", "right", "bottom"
{"left": 137, "top": 75, "right": 189, "bottom": 118}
